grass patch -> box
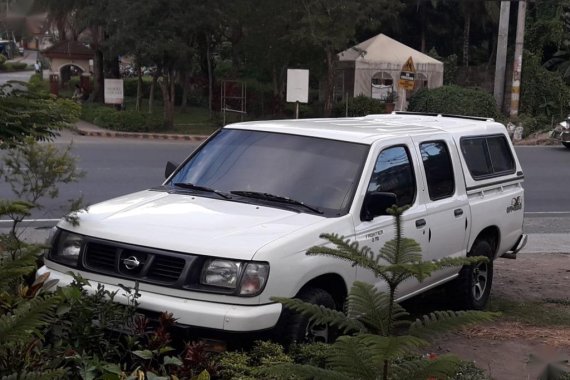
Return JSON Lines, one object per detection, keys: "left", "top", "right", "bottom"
{"left": 488, "top": 297, "right": 570, "bottom": 326}
{"left": 80, "top": 97, "right": 219, "bottom": 135}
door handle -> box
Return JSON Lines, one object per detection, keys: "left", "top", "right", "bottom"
{"left": 416, "top": 219, "right": 426, "bottom": 228}
{"left": 454, "top": 209, "right": 463, "bottom": 217}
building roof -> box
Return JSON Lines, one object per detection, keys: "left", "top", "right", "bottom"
{"left": 338, "top": 34, "right": 442, "bottom": 66}
{"left": 42, "top": 40, "right": 94, "bottom": 59}
{"left": 227, "top": 113, "right": 501, "bottom": 144}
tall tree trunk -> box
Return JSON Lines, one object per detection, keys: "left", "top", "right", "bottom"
{"left": 149, "top": 72, "right": 158, "bottom": 114}
{"left": 136, "top": 62, "right": 142, "bottom": 112}
{"left": 92, "top": 26, "right": 105, "bottom": 103}
{"left": 323, "top": 49, "right": 336, "bottom": 117}
{"left": 180, "top": 70, "right": 188, "bottom": 111}
{"left": 158, "top": 69, "right": 176, "bottom": 129}
{"left": 207, "top": 36, "right": 213, "bottom": 118}
{"left": 463, "top": 13, "right": 471, "bottom": 68}
{"left": 93, "top": 49, "right": 104, "bottom": 103}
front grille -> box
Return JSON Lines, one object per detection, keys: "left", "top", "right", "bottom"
{"left": 85, "top": 243, "right": 117, "bottom": 270}
{"left": 147, "top": 255, "right": 186, "bottom": 282}
{"left": 82, "top": 238, "right": 195, "bottom": 288}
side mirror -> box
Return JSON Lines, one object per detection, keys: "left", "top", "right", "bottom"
{"left": 165, "top": 161, "right": 178, "bottom": 179}
{"left": 361, "top": 191, "right": 397, "bottom": 221}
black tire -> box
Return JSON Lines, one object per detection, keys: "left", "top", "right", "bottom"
{"left": 274, "top": 287, "right": 336, "bottom": 346}
{"left": 563, "top": 142, "right": 570, "bottom": 149}
{"left": 448, "top": 239, "right": 494, "bottom": 310}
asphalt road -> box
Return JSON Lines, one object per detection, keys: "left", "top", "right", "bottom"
{"left": 516, "top": 145, "right": 570, "bottom": 214}
{"left": 0, "top": 133, "right": 567, "bottom": 220}
{"left": 0, "top": 70, "right": 36, "bottom": 86}
{"left": 0, "top": 130, "right": 200, "bottom": 220}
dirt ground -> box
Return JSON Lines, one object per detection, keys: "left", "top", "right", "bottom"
{"left": 429, "top": 252, "right": 570, "bottom": 380}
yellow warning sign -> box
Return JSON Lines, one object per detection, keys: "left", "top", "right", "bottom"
{"left": 398, "top": 56, "right": 416, "bottom": 91}
{"left": 398, "top": 79, "right": 415, "bottom": 91}
{"left": 401, "top": 56, "right": 416, "bottom": 73}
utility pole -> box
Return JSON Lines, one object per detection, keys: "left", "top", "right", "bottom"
{"left": 494, "top": 1, "right": 510, "bottom": 111}
{"left": 510, "top": 0, "right": 527, "bottom": 118}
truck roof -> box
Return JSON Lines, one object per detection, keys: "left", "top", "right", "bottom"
{"left": 227, "top": 112, "right": 506, "bottom": 144}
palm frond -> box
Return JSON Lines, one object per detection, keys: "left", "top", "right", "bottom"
{"left": 327, "top": 336, "right": 383, "bottom": 379}
{"left": 356, "top": 334, "right": 428, "bottom": 362}
{"left": 272, "top": 296, "right": 363, "bottom": 334}
{"left": 347, "top": 281, "right": 409, "bottom": 335}
{"left": 307, "top": 233, "right": 386, "bottom": 274}
{"left": 392, "top": 354, "right": 462, "bottom": 380}
{"left": 408, "top": 310, "right": 499, "bottom": 340}
{"left": 0, "top": 246, "right": 41, "bottom": 290}
{"left": 0, "top": 295, "right": 61, "bottom": 344}
{"left": 258, "top": 363, "right": 352, "bottom": 380}
{"left": 378, "top": 237, "right": 422, "bottom": 265}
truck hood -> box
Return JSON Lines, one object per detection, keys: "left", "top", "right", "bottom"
{"left": 61, "top": 190, "right": 325, "bottom": 260}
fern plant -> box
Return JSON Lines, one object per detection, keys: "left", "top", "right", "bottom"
{"left": 270, "top": 205, "right": 497, "bottom": 380}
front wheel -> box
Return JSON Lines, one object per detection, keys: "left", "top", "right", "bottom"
{"left": 448, "top": 239, "right": 494, "bottom": 310}
{"left": 274, "top": 287, "right": 336, "bottom": 346}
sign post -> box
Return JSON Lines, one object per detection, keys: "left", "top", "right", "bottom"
{"left": 104, "top": 79, "right": 124, "bottom": 106}
{"left": 398, "top": 56, "right": 416, "bottom": 91}
{"left": 286, "top": 69, "right": 309, "bottom": 119}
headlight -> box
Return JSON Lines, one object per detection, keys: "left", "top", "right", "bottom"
{"left": 200, "top": 259, "right": 269, "bottom": 296}
{"left": 201, "top": 259, "right": 242, "bottom": 289}
{"left": 50, "top": 230, "right": 83, "bottom": 267}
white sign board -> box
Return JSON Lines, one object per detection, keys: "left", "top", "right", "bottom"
{"left": 104, "top": 79, "right": 124, "bottom": 104}
{"left": 286, "top": 69, "right": 309, "bottom": 103}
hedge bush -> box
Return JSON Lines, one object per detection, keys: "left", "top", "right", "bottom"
{"left": 81, "top": 104, "right": 165, "bottom": 132}
{"left": 333, "top": 95, "right": 387, "bottom": 117}
{"left": 0, "top": 61, "right": 29, "bottom": 72}
{"left": 407, "top": 85, "right": 499, "bottom": 119}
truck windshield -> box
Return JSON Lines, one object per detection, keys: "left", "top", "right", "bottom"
{"left": 168, "top": 129, "right": 369, "bottom": 216}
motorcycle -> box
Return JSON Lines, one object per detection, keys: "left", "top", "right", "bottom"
{"left": 550, "top": 115, "right": 570, "bottom": 149}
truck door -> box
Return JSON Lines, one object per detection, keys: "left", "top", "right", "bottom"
{"left": 412, "top": 135, "right": 470, "bottom": 286}
{"left": 354, "top": 139, "right": 428, "bottom": 298}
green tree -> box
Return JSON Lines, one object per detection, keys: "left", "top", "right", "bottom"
{"left": 0, "top": 78, "right": 80, "bottom": 148}
{"left": 288, "top": 0, "right": 404, "bottom": 117}
{"left": 269, "top": 206, "right": 495, "bottom": 380}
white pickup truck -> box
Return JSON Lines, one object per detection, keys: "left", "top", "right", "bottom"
{"left": 39, "top": 112, "right": 527, "bottom": 343}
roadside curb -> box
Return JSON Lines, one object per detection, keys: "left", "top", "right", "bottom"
{"left": 76, "top": 128, "right": 210, "bottom": 142}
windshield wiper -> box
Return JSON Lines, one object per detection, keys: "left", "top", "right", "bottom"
{"left": 173, "top": 183, "right": 232, "bottom": 199}
{"left": 230, "top": 191, "right": 323, "bottom": 214}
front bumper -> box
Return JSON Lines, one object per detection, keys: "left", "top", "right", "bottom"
{"left": 37, "top": 265, "right": 282, "bottom": 332}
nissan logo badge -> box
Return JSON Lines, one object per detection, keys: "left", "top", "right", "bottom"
{"left": 122, "top": 256, "right": 141, "bottom": 270}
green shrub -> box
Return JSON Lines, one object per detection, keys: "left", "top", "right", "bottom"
{"left": 522, "top": 50, "right": 570, "bottom": 120}
{"left": 0, "top": 54, "right": 6, "bottom": 64}
{"left": 27, "top": 73, "right": 50, "bottom": 94}
{"left": 408, "top": 85, "right": 499, "bottom": 119}
{"left": 81, "top": 104, "right": 166, "bottom": 132}
{"left": 333, "top": 95, "right": 386, "bottom": 117}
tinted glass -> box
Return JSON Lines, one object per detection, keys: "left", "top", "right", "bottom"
{"left": 461, "top": 138, "right": 493, "bottom": 177}
{"left": 367, "top": 146, "right": 416, "bottom": 207}
{"left": 461, "top": 135, "right": 515, "bottom": 179}
{"left": 487, "top": 136, "right": 515, "bottom": 173}
{"left": 420, "top": 141, "right": 455, "bottom": 200}
{"left": 169, "top": 129, "right": 369, "bottom": 216}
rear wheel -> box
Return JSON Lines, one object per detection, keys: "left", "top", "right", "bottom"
{"left": 274, "top": 287, "right": 336, "bottom": 345}
{"left": 448, "top": 239, "right": 494, "bottom": 310}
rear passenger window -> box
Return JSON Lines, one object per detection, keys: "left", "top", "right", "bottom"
{"left": 461, "top": 135, "right": 515, "bottom": 179}
{"left": 367, "top": 145, "right": 416, "bottom": 207}
{"left": 420, "top": 141, "right": 455, "bottom": 200}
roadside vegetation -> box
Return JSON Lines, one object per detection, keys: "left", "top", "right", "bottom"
{"left": 14, "top": 0, "right": 568, "bottom": 136}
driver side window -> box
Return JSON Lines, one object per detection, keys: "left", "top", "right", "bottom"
{"left": 367, "top": 145, "right": 416, "bottom": 207}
